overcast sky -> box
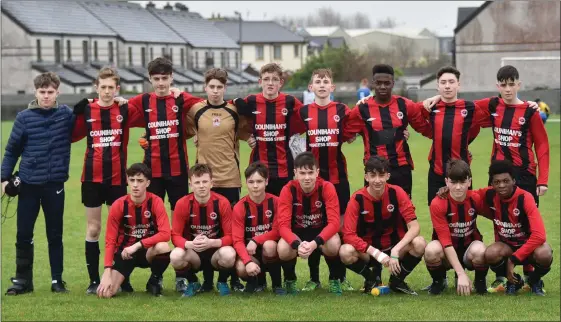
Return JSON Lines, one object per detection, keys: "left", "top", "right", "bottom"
{"left": 133, "top": 1, "right": 485, "bottom": 36}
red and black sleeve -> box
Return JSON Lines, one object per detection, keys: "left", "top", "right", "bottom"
{"left": 342, "top": 195, "right": 370, "bottom": 253}
{"left": 104, "top": 199, "right": 124, "bottom": 268}
{"left": 140, "top": 197, "right": 171, "bottom": 248}
{"left": 231, "top": 201, "right": 251, "bottom": 265}
{"left": 529, "top": 111, "right": 549, "bottom": 187}
{"left": 316, "top": 182, "right": 341, "bottom": 245}
{"left": 219, "top": 199, "right": 233, "bottom": 246}
{"left": 171, "top": 197, "right": 190, "bottom": 248}
{"left": 511, "top": 195, "right": 547, "bottom": 264}
{"left": 277, "top": 184, "right": 299, "bottom": 247}
{"left": 430, "top": 198, "right": 453, "bottom": 248}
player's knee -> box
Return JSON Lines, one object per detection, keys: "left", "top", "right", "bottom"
{"left": 235, "top": 259, "right": 248, "bottom": 278}
{"left": 277, "top": 239, "right": 294, "bottom": 260}
{"left": 533, "top": 243, "right": 553, "bottom": 266}
{"left": 262, "top": 240, "right": 278, "bottom": 258}
{"left": 322, "top": 235, "right": 341, "bottom": 257}
{"left": 170, "top": 248, "right": 186, "bottom": 268}
{"left": 411, "top": 236, "right": 426, "bottom": 256}
{"left": 153, "top": 242, "right": 171, "bottom": 254}
{"left": 424, "top": 241, "right": 443, "bottom": 262}
{"left": 339, "top": 244, "right": 357, "bottom": 265}
{"left": 218, "top": 246, "right": 236, "bottom": 268}
{"left": 468, "top": 241, "right": 486, "bottom": 262}
{"left": 484, "top": 243, "right": 506, "bottom": 263}
{"left": 86, "top": 223, "right": 101, "bottom": 240}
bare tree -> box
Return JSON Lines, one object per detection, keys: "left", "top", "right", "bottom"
{"left": 390, "top": 36, "right": 416, "bottom": 67}
{"left": 376, "top": 17, "right": 397, "bottom": 28}
{"left": 351, "top": 12, "right": 371, "bottom": 28}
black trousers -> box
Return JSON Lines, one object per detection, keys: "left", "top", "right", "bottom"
{"left": 16, "top": 182, "right": 65, "bottom": 281}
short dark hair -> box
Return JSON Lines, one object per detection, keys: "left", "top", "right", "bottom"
{"left": 244, "top": 161, "right": 269, "bottom": 180}
{"left": 260, "top": 63, "right": 283, "bottom": 78}
{"left": 446, "top": 159, "right": 471, "bottom": 181}
{"left": 204, "top": 68, "right": 228, "bottom": 85}
{"left": 311, "top": 68, "right": 333, "bottom": 82}
{"left": 497, "top": 65, "right": 519, "bottom": 83}
{"left": 34, "top": 72, "right": 61, "bottom": 89}
{"left": 126, "top": 163, "right": 152, "bottom": 179}
{"left": 189, "top": 163, "right": 213, "bottom": 179}
{"left": 437, "top": 66, "right": 460, "bottom": 81}
{"left": 294, "top": 152, "right": 318, "bottom": 170}
{"left": 488, "top": 160, "right": 515, "bottom": 180}
{"left": 147, "top": 57, "right": 173, "bottom": 76}
{"left": 365, "top": 156, "right": 390, "bottom": 174}
{"left": 372, "top": 64, "right": 394, "bottom": 77}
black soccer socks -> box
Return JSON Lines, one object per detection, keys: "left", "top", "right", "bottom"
{"left": 85, "top": 240, "right": 100, "bottom": 283}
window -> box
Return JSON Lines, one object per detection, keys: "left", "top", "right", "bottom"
{"left": 36, "top": 39, "right": 42, "bottom": 62}
{"left": 205, "top": 51, "right": 214, "bottom": 67}
{"left": 132, "top": 85, "right": 138, "bottom": 92}
{"left": 161, "top": 47, "right": 166, "bottom": 57}
{"left": 294, "top": 44, "right": 299, "bottom": 57}
{"left": 180, "top": 48, "right": 185, "bottom": 67}
{"left": 94, "top": 41, "right": 98, "bottom": 61}
{"left": 169, "top": 48, "right": 173, "bottom": 63}
{"left": 195, "top": 52, "right": 199, "bottom": 68}
{"left": 273, "top": 45, "right": 282, "bottom": 59}
{"left": 17, "top": 90, "right": 25, "bottom": 95}
{"left": 80, "top": 88, "right": 86, "bottom": 94}
{"left": 141, "top": 47, "right": 146, "bottom": 66}
{"left": 255, "top": 45, "right": 264, "bottom": 60}
{"left": 108, "top": 41, "right": 114, "bottom": 63}
{"left": 225, "top": 51, "right": 230, "bottom": 67}
{"left": 54, "top": 40, "right": 61, "bottom": 63}
{"left": 150, "top": 47, "right": 154, "bottom": 61}
{"left": 82, "top": 40, "right": 89, "bottom": 63}
{"left": 128, "top": 47, "right": 132, "bottom": 65}
{"left": 235, "top": 52, "right": 239, "bottom": 69}
{"left": 66, "top": 40, "right": 71, "bottom": 61}
{"left": 220, "top": 52, "right": 224, "bottom": 67}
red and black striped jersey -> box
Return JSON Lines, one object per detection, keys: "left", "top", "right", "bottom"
{"left": 128, "top": 92, "right": 203, "bottom": 178}
{"left": 104, "top": 193, "right": 170, "bottom": 268}
{"left": 475, "top": 97, "right": 549, "bottom": 187}
{"left": 430, "top": 190, "right": 483, "bottom": 250}
{"left": 342, "top": 185, "right": 417, "bottom": 253}
{"left": 171, "top": 192, "right": 233, "bottom": 248}
{"left": 295, "top": 102, "right": 354, "bottom": 184}
{"left": 422, "top": 99, "right": 482, "bottom": 176}
{"left": 475, "top": 186, "right": 546, "bottom": 264}
{"left": 277, "top": 178, "right": 340, "bottom": 245}
{"left": 232, "top": 193, "right": 279, "bottom": 265}
{"left": 72, "top": 102, "right": 141, "bottom": 185}
{"left": 235, "top": 93, "right": 304, "bottom": 179}
{"left": 346, "top": 95, "right": 432, "bottom": 169}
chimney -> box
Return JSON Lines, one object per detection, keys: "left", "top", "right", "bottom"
{"left": 146, "top": 1, "right": 155, "bottom": 9}
{"left": 163, "top": 2, "right": 173, "bottom": 10}
{"left": 174, "top": 3, "right": 189, "bottom": 11}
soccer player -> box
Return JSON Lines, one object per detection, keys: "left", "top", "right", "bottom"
{"left": 424, "top": 159, "right": 488, "bottom": 295}
{"left": 277, "top": 152, "right": 344, "bottom": 295}
{"left": 96, "top": 163, "right": 172, "bottom": 298}
{"left": 233, "top": 63, "right": 304, "bottom": 196}
{"left": 472, "top": 160, "right": 550, "bottom": 296}
{"left": 232, "top": 162, "right": 284, "bottom": 294}
{"left": 71, "top": 67, "right": 143, "bottom": 294}
{"left": 340, "top": 156, "right": 426, "bottom": 295}
{"left": 348, "top": 64, "right": 433, "bottom": 198}
{"left": 293, "top": 68, "right": 355, "bottom": 291}
{"left": 535, "top": 98, "right": 550, "bottom": 124}
{"left": 169, "top": 164, "right": 236, "bottom": 297}
{"left": 183, "top": 68, "right": 250, "bottom": 293}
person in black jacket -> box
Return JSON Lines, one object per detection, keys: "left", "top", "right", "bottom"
{"left": 1, "top": 72, "right": 76, "bottom": 295}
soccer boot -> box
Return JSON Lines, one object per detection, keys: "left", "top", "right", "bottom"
{"left": 284, "top": 280, "right": 299, "bottom": 295}
{"left": 362, "top": 280, "right": 376, "bottom": 295}
{"left": 51, "top": 280, "right": 69, "bottom": 293}
{"left": 120, "top": 277, "right": 135, "bottom": 293}
{"left": 273, "top": 286, "right": 287, "bottom": 295}
{"left": 146, "top": 276, "right": 163, "bottom": 297}
{"left": 487, "top": 278, "right": 506, "bottom": 293}
{"left": 505, "top": 274, "right": 524, "bottom": 296}
{"left": 422, "top": 276, "right": 447, "bottom": 292}
{"left": 244, "top": 278, "right": 259, "bottom": 294}
{"left": 301, "top": 280, "right": 321, "bottom": 291}
{"left": 175, "top": 278, "right": 188, "bottom": 293}
{"left": 474, "top": 278, "right": 488, "bottom": 295}
{"left": 230, "top": 280, "right": 245, "bottom": 292}
{"left": 530, "top": 280, "right": 545, "bottom": 296}
{"left": 217, "top": 281, "right": 231, "bottom": 296}
{"left": 181, "top": 282, "right": 201, "bottom": 297}
{"left": 389, "top": 276, "right": 418, "bottom": 296}
{"left": 86, "top": 281, "right": 99, "bottom": 295}
{"left": 199, "top": 281, "right": 214, "bottom": 293}
{"left": 328, "top": 279, "right": 342, "bottom": 296}
{"left": 341, "top": 278, "right": 354, "bottom": 291}
{"left": 427, "top": 278, "right": 447, "bottom": 295}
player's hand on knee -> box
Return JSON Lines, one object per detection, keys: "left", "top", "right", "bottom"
{"left": 456, "top": 273, "right": 471, "bottom": 296}
{"left": 246, "top": 262, "right": 260, "bottom": 276}
{"left": 247, "top": 135, "right": 256, "bottom": 149}
{"left": 193, "top": 235, "right": 210, "bottom": 252}
{"left": 436, "top": 186, "right": 449, "bottom": 199}
{"left": 537, "top": 185, "right": 548, "bottom": 196}
{"left": 388, "top": 256, "right": 400, "bottom": 275}
{"left": 246, "top": 240, "right": 257, "bottom": 255}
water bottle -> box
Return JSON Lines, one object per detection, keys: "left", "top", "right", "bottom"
{"left": 370, "top": 286, "right": 390, "bottom": 296}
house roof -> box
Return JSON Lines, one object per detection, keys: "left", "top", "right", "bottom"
{"left": 308, "top": 36, "right": 346, "bottom": 48}
{"left": 90, "top": 62, "right": 145, "bottom": 83}
{"left": 32, "top": 63, "right": 93, "bottom": 86}
{"left": 65, "top": 62, "right": 144, "bottom": 83}
{"left": 346, "top": 29, "right": 373, "bottom": 37}
{"left": 1, "top": 0, "right": 116, "bottom": 36}
{"left": 304, "top": 26, "right": 340, "bottom": 37}
{"left": 175, "top": 68, "right": 206, "bottom": 83}
{"left": 455, "top": 1, "right": 492, "bottom": 34}
{"left": 150, "top": 9, "right": 239, "bottom": 48}
{"left": 215, "top": 21, "right": 305, "bottom": 43}
{"left": 346, "top": 28, "right": 431, "bottom": 39}
{"left": 79, "top": 1, "right": 185, "bottom": 43}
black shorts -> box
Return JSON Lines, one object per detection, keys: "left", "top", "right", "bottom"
{"left": 364, "top": 165, "right": 412, "bottom": 198}
{"left": 212, "top": 187, "right": 240, "bottom": 207}
{"left": 148, "top": 175, "right": 189, "bottom": 210}
{"left": 81, "top": 182, "right": 127, "bottom": 208}
{"left": 489, "top": 168, "right": 539, "bottom": 207}
{"left": 266, "top": 178, "right": 291, "bottom": 196}
{"left": 334, "top": 180, "right": 351, "bottom": 216}
{"left": 197, "top": 248, "right": 219, "bottom": 271}
{"left": 112, "top": 248, "right": 150, "bottom": 279}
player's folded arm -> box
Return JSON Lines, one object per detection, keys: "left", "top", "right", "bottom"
{"left": 511, "top": 199, "right": 547, "bottom": 264}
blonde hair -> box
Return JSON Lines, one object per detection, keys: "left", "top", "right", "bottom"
{"left": 95, "top": 67, "right": 120, "bottom": 86}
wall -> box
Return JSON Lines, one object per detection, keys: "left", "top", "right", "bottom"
{"left": 241, "top": 43, "right": 305, "bottom": 72}
{"left": 1, "top": 12, "right": 34, "bottom": 94}
{"left": 456, "top": 1, "right": 560, "bottom": 91}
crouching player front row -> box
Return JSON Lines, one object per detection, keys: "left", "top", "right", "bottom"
{"left": 97, "top": 163, "right": 172, "bottom": 298}
{"left": 340, "top": 156, "right": 426, "bottom": 295}
{"left": 169, "top": 164, "right": 237, "bottom": 297}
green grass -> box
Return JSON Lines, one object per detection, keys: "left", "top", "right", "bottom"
{"left": 1, "top": 118, "right": 560, "bottom": 321}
